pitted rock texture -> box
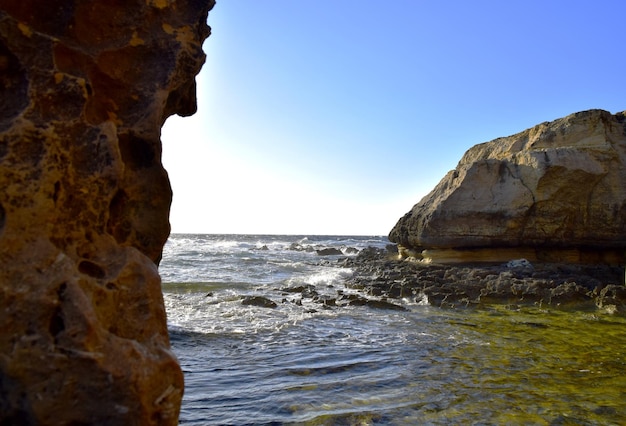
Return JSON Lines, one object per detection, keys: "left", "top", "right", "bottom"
{"left": 0, "top": 0, "right": 214, "bottom": 424}
{"left": 390, "top": 109, "right": 626, "bottom": 264}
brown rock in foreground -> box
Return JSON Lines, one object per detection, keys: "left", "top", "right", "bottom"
{"left": 0, "top": 0, "right": 214, "bottom": 424}
{"left": 390, "top": 109, "right": 626, "bottom": 264}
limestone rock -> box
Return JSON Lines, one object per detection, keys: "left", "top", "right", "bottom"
{"left": 0, "top": 0, "right": 214, "bottom": 424}
{"left": 389, "top": 109, "right": 626, "bottom": 264}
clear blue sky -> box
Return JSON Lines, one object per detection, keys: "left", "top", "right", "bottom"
{"left": 162, "top": 1, "right": 626, "bottom": 236}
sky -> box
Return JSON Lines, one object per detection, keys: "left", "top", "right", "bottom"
{"left": 161, "top": 1, "right": 626, "bottom": 236}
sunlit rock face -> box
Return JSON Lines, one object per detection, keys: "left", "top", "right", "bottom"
{"left": 390, "top": 109, "right": 626, "bottom": 264}
{"left": 0, "top": 0, "right": 214, "bottom": 423}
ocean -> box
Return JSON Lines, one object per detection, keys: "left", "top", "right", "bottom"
{"left": 160, "top": 234, "right": 626, "bottom": 425}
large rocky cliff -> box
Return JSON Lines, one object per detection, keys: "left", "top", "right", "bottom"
{"left": 390, "top": 109, "right": 626, "bottom": 264}
{"left": 0, "top": 0, "right": 214, "bottom": 424}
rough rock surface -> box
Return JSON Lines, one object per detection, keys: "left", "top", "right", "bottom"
{"left": 342, "top": 248, "right": 626, "bottom": 313}
{"left": 390, "top": 109, "right": 626, "bottom": 264}
{"left": 0, "top": 1, "right": 214, "bottom": 424}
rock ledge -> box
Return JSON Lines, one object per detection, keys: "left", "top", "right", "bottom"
{"left": 342, "top": 248, "right": 626, "bottom": 314}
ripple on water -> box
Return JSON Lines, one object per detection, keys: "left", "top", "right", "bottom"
{"left": 171, "top": 305, "right": 626, "bottom": 425}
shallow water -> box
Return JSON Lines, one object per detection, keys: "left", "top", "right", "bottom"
{"left": 161, "top": 235, "right": 626, "bottom": 425}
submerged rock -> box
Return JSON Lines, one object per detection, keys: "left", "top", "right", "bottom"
{"left": 0, "top": 1, "right": 215, "bottom": 424}
{"left": 390, "top": 109, "right": 626, "bottom": 264}
{"left": 242, "top": 296, "right": 278, "bottom": 309}
{"left": 351, "top": 297, "right": 407, "bottom": 311}
{"left": 316, "top": 247, "right": 344, "bottom": 256}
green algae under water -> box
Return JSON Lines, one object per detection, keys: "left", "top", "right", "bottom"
{"left": 164, "top": 235, "right": 626, "bottom": 424}
{"left": 395, "top": 306, "right": 626, "bottom": 426}
{"left": 173, "top": 304, "right": 626, "bottom": 425}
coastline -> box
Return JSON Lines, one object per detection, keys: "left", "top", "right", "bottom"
{"left": 340, "top": 247, "right": 626, "bottom": 314}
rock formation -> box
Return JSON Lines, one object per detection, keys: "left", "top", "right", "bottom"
{"left": 0, "top": 0, "right": 214, "bottom": 424}
{"left": 342, "top": 247, "right": 626, "bottom": 312}
{"left": 390, "top": 109, "right": 626, "bottom": 264}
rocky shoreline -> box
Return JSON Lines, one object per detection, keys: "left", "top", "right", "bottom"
{"left": 340, "top": 247, "right": 626, "bottom": 314}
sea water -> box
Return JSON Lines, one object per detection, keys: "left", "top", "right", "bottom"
{"left": 160, "top": 234, "right": 626, "bottom": 425}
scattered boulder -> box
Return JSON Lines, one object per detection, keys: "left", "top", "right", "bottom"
{"left": 316, "top": 247, "right": 343, "bottom": 256}
{"left": 289, "top": 242, "right": 315, "bottom": 252}
{"left": 314, "top": 295, "right": 337, "bottom": 307}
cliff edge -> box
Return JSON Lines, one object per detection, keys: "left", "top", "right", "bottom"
{"left": 0, "top": 0, "right": 214, "bottom": 424}
{"left": 390, "top": 109, "right": 626, "bottom": 264}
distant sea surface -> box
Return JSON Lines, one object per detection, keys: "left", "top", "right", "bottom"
{"left": 160, "top": 234, "right": 626, "bottom": 425}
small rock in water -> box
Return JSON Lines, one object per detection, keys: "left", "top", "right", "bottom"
{"left": 315, "top": 296, "right": 337, "bottom": 307}
{"left": 365, "top": 299, "right": 407, "bottom": 311}
{"left": 341, "top": 294, "right": 407, "bottom": 311}
{"left": 241, "top": 296, "right": 278, "bottom": 309}
{"left": 316, "top": 248, "right": 343, "bottom": 256}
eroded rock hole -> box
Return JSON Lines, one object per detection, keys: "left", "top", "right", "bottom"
{"left": 107, "top": 189, "right": 132, "bottom": 243}
{"left": 0, "top": 203, "right": 5, "bottom": 232}
{"left": 78, "top": 260, "right": 106, "bottom": 279}
{"left": 118, "top": 133, "right": 155, "bottom": 170}
{"left": 0, "top": 139, "right": 7, "bottom": 160}
{"left": 52, "top": 181, "right": 61, "bottom": 204}
{"left": 49, "top": 307, "right": 65, "bottom": 338}
{"left": 49, "top": 283, "right": 67, "bottom": 338}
